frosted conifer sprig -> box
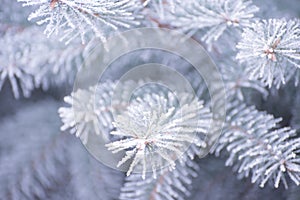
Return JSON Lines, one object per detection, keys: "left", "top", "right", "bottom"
{"left": 0, "top": 26, "right": 84, "bottom": 98}
{"left": 59, "top": 80, "right": 159, "bottom": 144}
{"left": 106, "top": 92, "right": 211, "bottom": 179}
{"left": 215, "top": 100, "right": 300, "bottom": 188}
{"left": 0, "top": 28, "right": 35, "bottom": 98}
{"left": 236, "top": 19, "right": 300, "bottom": 87}
{"left": 168, "top": 0, "right": 258, "bottom": 45}
{"left": 18, "top": 0, "right": 142, "bottom": 44}
{"left": 59, "top": 81, "right": 125, "bottom": 144}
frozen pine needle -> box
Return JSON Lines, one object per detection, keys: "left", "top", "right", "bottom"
{"left": 237, "top": 19, "right": 300, "bottom": 87}
{"left": 106, "top": 92, "right": 211, "bottom": 179}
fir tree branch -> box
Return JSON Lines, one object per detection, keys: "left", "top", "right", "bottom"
{"left": 215, "top": 100, "right": 300, "bottom": 188}
{"left": 106, "top": 91, "right": 211, "bottom": 179}
{"left": 236, "top": 18, "right": 300, "bottom": 88}
{"left": 0, "top": 26, "right": 85, "bottom": 98}
{"left": 58, "top": 80, "right": 146, "bottom": 144}
{"left": 18, "top": 0, "right": 142, "bottom": 44}
{"left": 167, "top": 0, "right": 258, "bottom": 45}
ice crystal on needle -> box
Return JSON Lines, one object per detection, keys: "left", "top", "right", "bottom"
{"left": 106, "top": 92, "right": 211, "bottom": 179}
{"left": 237, "top": 19, "right": 300, "bottom": 87}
